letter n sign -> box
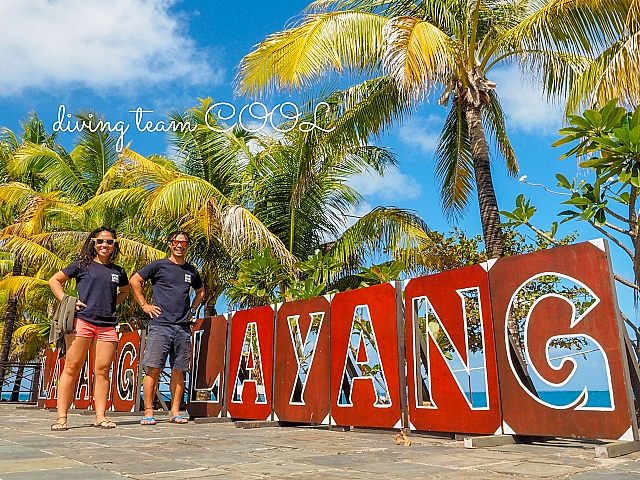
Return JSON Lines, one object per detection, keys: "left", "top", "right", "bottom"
{"left": 274, "top": 296, "right": 330, "bottom": 424}
{"left": 404, "top": 264, "right": 501, "bottom": 434}
{"left": 331, "top": 283, "right": 402, "bottom": 428}
{"left": 226, "top": 306, "right": 275, "bottom": 421}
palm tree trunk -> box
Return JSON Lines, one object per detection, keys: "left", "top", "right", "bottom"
{"left": 0, "top": 255, "right": 23, "bottom": 388}
{"left": 465, "top": 104, "right": 504, "bottom": 259}
{"left": 465, "top": 104, "right": 533, "bottom": 381}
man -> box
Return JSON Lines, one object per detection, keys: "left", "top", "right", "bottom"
{"left": 130, "top": 231, "right": 205, "bottom": 425}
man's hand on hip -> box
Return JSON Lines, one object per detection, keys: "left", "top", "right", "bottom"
{"left": 142, "top": 304, "right": 162, "bottom": 318}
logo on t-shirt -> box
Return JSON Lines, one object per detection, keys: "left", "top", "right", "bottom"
{"left": 185, "top": 274, "right": 192, "bottom": 283}
{"left": 111, "top": 273, "right": 119, "bottom": 283}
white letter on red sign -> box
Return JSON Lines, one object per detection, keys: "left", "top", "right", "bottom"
{"left": 287, "top": 312, "right": 324, "bottom": 405}
{"left": 190, "top": 330, "right": 220, "bottom": 403}
{"left": 338, "top": 305, "right": 391, "bottom": 407}
{"left": 232, "top": 322, "right": 267, "bottom": 404}
{"left": 412, "top": 287, "right": 489, "bottom": 409}
{"left": 506, "top": 273, "right": 614, "bottom": 410}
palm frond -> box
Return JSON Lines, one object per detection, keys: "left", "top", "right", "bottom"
{"left": 483, "top": 91, "right": 518, "bottom": 177}
{"left": 167, "top": 101, "right": 257, "bottom": 197}
{"left": 146, "top": 176, "right": 227, "bottom": 220}
{"left": 220, "top": 204, "right": 297, "bottom": 266}
{"left": 382, "top": 16, "right": 454, "bottom": 98}
{"left": 434, "top": 101, "right": 475, "bottom": 219}
{"left": 503, "top": 0, "right": 629, "bottom": 57}
{"left": 0, "top": 276, "right": 54, "bottom": 300}
{"left": 327, "top": 206, "right": 430, "bottom": 269}
{"left": 10, "top": 142, "right": 90, "bottom": 202}
{"left": 11, "top": 321, "right": 51, "bottom": 362}
{"left": 82, "top": 188, "right": 148, "bottom": 217}
{"left": 116, "top": 237, "right": 167, "bottom": 267}
{"left": 0, "top": 235, "right": 64, "bottom": 274}
{"left": 567, "top": 33, "right": 640, "bottom": 113}
{"left": 507, "top": 50, "right": 591, "bottom": 102}
{"left": 236, "top": 11, "right": 387, "bottom": 97}
{"left": 316, "top": 76, "right": 413, "bottom": 150}
{"left": 98, "top": 148, "right": 178, "bottom": 193}
{"left": 71, "top": 110, "right": 120, "bottom": 194}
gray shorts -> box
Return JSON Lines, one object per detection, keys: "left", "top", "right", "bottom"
{"left": 142, "top": 323, "right": 192, "bottom": 371}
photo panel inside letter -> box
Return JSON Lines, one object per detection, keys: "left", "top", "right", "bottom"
{"left": 330, "top": 283, "right": 402, "bottom": 428}
{"left": 227, "top": 306, "right": 275, "bottom": 421}
{"left": 488, "top": 240, "right": 637, "bottom": 440}
{"left": 404, "top": 264, "right": 501, "bottom": 434}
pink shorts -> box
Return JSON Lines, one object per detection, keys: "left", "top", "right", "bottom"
{"left": 73, "top": 318, "right": 118, "bottom": 342}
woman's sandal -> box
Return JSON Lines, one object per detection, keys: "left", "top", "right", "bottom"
{"left": 51, "top": 417, "right": 67, "bottom": 431}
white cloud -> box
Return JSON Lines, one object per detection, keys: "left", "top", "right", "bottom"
{"left": 397, "top": 115, "right": 442, "bottom": 154}
{"left": 489, "top": 66, "right": 564, "bottom": 136}
{"left": 0, "top": 0, "right": 222, "bottom": 97}
{"left": 349, "top": 168, "right": 421, "bottom": 202}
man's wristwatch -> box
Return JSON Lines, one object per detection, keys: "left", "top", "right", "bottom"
{"left": 189, "top": 307, "right": 197, "bottom": 315}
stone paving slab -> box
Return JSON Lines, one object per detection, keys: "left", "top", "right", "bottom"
{"left": 0, "top": 445, "right": 58, "bottom": 460}
{"left": 477, "top": 460, "right": 591, "bottom": 477}
{"left": 2, "top": 404, "right": 640, "bottom": 479}
{"left": 132, "top": 467, "right": 229, "bottom": 479}
{"left": 0, "top": 467, "right": 128, "bottom": 480}
{"left": 571, "top": 471, "right": 640, "bottom": 479}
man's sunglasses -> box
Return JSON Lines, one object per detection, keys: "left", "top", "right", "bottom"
{"left": 170, "top": 240, "right": 189, "bottom": 247}
{"left": 92, "top": 238, "right": 117, "bottom": 245}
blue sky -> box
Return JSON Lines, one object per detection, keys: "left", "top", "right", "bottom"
{"left": 0, "top": 0, "right": 636, "bottom": 323}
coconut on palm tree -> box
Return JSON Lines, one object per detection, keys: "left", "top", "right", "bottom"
{"left": 236, "top": 0, "right": 630, "bottom": 259}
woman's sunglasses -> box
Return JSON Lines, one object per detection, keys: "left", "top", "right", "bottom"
{"left": 92, "top": 238, "right": 117, "bottom": 245}
{"left": 170, "top": 240, "right": 189, "bottom": 247}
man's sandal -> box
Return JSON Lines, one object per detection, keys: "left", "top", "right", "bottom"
{"left": 140, "top": 417, "right": 156, "bottom": 425}
{"left": 51, "top": 417, "right": 67, "bottom": 431}
{"left": 169, "top": 415, "right": 188, "bottom": 424}
{"left": 94, "top": 420, "right": 116, "bottom": 429}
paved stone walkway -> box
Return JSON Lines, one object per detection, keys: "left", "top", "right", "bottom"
{"left": 1, "top": 405, "right": 640, "bottom": 479}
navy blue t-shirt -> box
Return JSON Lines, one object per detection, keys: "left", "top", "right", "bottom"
{"left": 61, "top": 260, "right": 129, "bottom": 327}
{"left": 136, "top": 258, "right": 203, "bottom": 325}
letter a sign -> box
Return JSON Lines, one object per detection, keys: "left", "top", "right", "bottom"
{"left": 330, "top": 283, "right": 402, "bottom": 428}
{"left": 226, "top": 306, "right": 275, "bottom": 421}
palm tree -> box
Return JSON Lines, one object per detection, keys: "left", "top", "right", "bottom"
{"left": 235, "top": 0, "right": 630, "bottom": 258}
{"left": 167, "top": 99, "right": 431, "bottom": 301}
{"left": 97, "top": 145, "right": 297, "bottom": 315}
{"left": 0, "top": 112, "right": 60, "bottom": 387}
{"left": 0, "top": 111, "right": 166, "bottom": 358}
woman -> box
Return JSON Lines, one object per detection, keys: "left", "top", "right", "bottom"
{"left": 48, "top": 226, "right": 130, "bottom": 430}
